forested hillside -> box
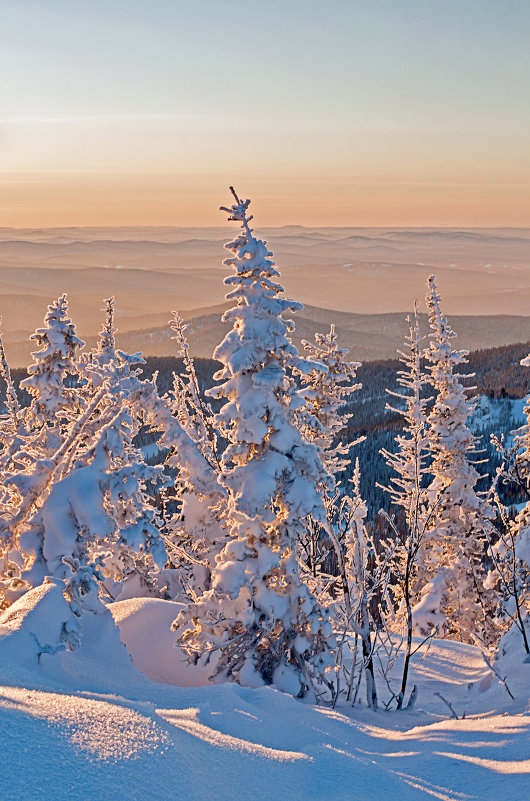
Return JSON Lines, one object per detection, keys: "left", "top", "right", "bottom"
{"left": 6, "top": 339, "right": 528, "bottom": 516}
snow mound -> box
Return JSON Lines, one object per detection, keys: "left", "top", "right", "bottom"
{"left": 0, "top": 578, "right": 139, "bottom": 691}
{"left": 0, "top": 579, "right": 74, "bottom": 670}
{"left": 489, "top": 621, "right": 530, "bottom": 705}
{"left": 109, "top": 597, "right": 213, "bottom": 686}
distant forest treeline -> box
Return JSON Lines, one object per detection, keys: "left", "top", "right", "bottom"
{"left": 3, "top": 338, "right": 530, "bottom": 516}
{"left": 5, "top": 337, "right": 530, "bottom": 407}
{"left": 342, "top": 340, "right": 530, "bottom": 512}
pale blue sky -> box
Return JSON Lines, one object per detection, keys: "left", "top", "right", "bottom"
{"left": 1, "top": 1, "right": 529, "bottom": 225}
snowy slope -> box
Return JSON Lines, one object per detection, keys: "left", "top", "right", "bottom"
{"left": 0, "top": 590, "right": 529, "bottom": 801}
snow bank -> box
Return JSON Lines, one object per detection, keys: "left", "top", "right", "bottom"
{"left": 490, "top": 620, "right": 530, "bottom": 704}
{"left": 0, "top": 578, "right": 137, "bottom": 690}
{"left": 1, "top": 591, "right": 529, "bottom": 801}
{"left": 0, "top": 579, "right": 75, "bottom": 670}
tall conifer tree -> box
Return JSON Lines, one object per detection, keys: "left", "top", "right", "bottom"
{"left": 417, "top": 276, "right": 497, "bottom": 645}
{"left": 177, "top": 189, "right": 336, "bottom": 698}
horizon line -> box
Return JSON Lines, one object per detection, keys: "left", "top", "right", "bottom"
{"left": 1, "top": 224, "right": 530, "bottom": 231}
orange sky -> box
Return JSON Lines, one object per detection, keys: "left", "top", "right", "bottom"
{"left": 2, "top": 172, "right": 529, "bottom": 228}
{"left": 2, "top": 2, "right": 529, "bottom": 228}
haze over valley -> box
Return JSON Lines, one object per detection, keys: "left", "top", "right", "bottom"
{"left": 1, "top": 225, "right": 529, "bottom": 365}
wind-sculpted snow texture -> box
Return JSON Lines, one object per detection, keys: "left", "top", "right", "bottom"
{"left": 1, "top": 590, "right": 529, "bottom": 801}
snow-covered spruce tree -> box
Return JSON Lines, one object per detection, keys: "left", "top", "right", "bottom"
{"left": 1, "top": 334, "right": 120, "bottom": 591}
{"left": 293, "top": 326, "right": 363, "bottom": 602}
{"left": 1, "top": 296, "right": 84, "bottom": 549}
{"left": 3, "top": 395, "right": 168, "bottom": 615}
{"left": 82, "top": 298, "right": 175, "bottom": 600}
{"left": 81, "top": 296, "right": 146, "bottom": 385}
{"left": 2, "top": 303, "right": 147, "bottom": 599}
{"left": 79, "top": 300, "right": 228, "bottom": 601}
{"left": 0, "top": 299, "right": 163, "bottom": 631}
{"left": 486, "top": 351, "right": 530, "bottom": 654}
{"left": 381, "top": 309, "right": 429, "bottom": 535}
{"left": 83, "top": 299, "right": 219, "bottom": 599}
{"left": 95, "top": 296, "right": 117, "bottom": 365}
{"left": 20, "top": 294, "right": 84, "bottom": 454}
{"left": 1, "top": 295, "right": 217, "bottom": 613}
{"left": 163, "top": 312, "right": 227, "bottom": 599}
{"left": 417, "top": 276, "right": 498, "bottom": 646}
{"left": 0, "top": 323, "right": 21, "bottom": 451}
{"left": 29, "top": 298, "right": 166, "bottom": 599}
{"left": 0, "top": 326, "right": 28, "bottom": 606}
{"left": 295, "top": 325, "right": 361, "bottom": 477}
{"left": 340, "top": 459, "right": 378, "bottom": 708}
{"left": 0, "top": 324, "right": 24, "bottom": 505}
{"left": 177, "top": 189, "right": 336, "bottom": 699}
{"left": 503, "top": 351, "right": 530, "bottom": 495}
{"left": 32, "top": 407, "right": 167, "bottom": 598}
{"left": 486, "top": 489, "right": 529, "bottom": 654}
{"left": 0, "top": 301, "right": 84, "bottom": 605}
{"left": 379, "top": 308, "right": 434, "bottom": 706}
{"left": 169, "top": 312, "right": 222, "bottom": 473}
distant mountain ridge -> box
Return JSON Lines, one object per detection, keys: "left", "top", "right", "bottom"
{"left": 1, "top": 225, "right": 529, "bottom": 364}
{"left": 4, "top": 301, "right": 530, "bottom": 366}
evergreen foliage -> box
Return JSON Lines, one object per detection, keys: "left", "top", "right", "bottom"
{"left": 0, "top": 190, "right": 527, "bottom": 704}
{"left": 416, "top": 276, "right": 499, "bottom": 645}
{"left": 176, "top": 189, "right": 336, "bottom": 699}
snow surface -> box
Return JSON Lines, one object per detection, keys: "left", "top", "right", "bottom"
{"left": 0, "top": 591, "right": 529, "bottom": 801}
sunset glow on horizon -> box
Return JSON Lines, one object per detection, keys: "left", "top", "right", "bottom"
{"left": 1, "top": 1, "right": 529, "bottom": 227}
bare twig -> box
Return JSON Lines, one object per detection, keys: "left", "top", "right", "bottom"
{"left": 434, "top": 691, "right": 460, "bottom": 720}
{"left": 481, "top": 651, "right": 515, "bottom": 701}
